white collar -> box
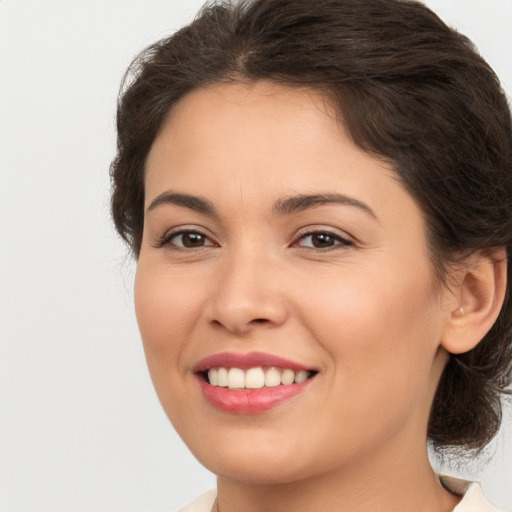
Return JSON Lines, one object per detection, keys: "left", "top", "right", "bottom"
{"left": 179, "top": 477, "right": 503, "bottom": 512}
{"left": 440, "top": 475, "right": 502, "bottom": 511}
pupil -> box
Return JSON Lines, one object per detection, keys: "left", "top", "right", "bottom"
{"left": 313, "top": 233, "right": 334, "bottom": 247}
{"left": 183, "top": 233, "right": 204, "bottom": 247}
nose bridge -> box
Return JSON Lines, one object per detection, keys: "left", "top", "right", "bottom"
{"left": 209, "top": 240, "right": 287, "bottom": 333}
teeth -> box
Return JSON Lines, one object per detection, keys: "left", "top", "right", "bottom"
{"left": 280, "top": 369, "right": 295, "bottom": 385}
{"left": 209, "top": 368, "right": 218, "bottom": 386}
{"left": 245, "top": 367, "right": 265, "bottom": 389}
{"left": 228, "top": 368, "right": 245, "bottom": 389}
{"left": 264, "top": 367, "right": 281, "bottom": 387}
{"left": 294, "top": 370, "right": 309, "bottom": 383}
{"left": 217, "top": 367, "right": 229, "bottom": 387}
{"left": 207, "top": 366, "right": 312, "bottom": 389}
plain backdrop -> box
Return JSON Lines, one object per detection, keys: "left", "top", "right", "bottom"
{"left": 1, "top": 1, "right": 511, "bottom": 511}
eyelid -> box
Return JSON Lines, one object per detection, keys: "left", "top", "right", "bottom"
{"left": 154, "top": 226, "right": 218, "bottom": 249}
{"left": 291, "top": 227, "right": 355, "bottom": 250}
{"left": 153, "top": 225, "right": 354, "bottom": 251}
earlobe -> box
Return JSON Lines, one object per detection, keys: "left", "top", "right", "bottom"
{"left": 441, "top": 248, "right": 507, "bottom": 355}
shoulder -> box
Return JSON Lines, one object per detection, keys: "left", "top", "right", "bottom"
{"left": 441, "top": 475, "right": 503, "bottom": 512}
{"left": 177, "top": 490, "right": 217, "bottom": 512}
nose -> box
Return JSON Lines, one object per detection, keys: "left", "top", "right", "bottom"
{"left": 207, "top": 250, "right": 288, "bottom": 335}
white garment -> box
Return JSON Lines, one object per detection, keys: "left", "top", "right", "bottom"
{"left": 440, "top": 475, "right": 502, "bottom": 512}
{"left": 177, "top": 476, "right": 503, "bottom": 512}
{"left": 178, "top": 490, "right": 216, "bottom": 512}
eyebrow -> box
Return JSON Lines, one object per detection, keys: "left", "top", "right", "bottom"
{"left": 272, "top": 193, "right": 377, "bottom": 219}
{"left": 147, "top": 190, "right": 376, "bottom": 220}
{"left": 147, "top": 191, "right": 217, "bottom": 215}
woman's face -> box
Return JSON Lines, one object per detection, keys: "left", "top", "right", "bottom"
{"left": 135, "top": 82, "right": 454, "bottom": 484}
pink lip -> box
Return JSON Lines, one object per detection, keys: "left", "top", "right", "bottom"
{"left": 197, "top": 377, "right": 313, "bottom": 414}
{"left": 193, "top": 351, "right": 312, "bottom": 372}
{"left": 193, "top": 351, "right": 316, "bottom": 414}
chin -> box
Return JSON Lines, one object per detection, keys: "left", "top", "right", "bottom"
{"left": 173, "top": 421, "right": 289, "bottom": 480}
{"left": 181, "top": 424, "right": 326, "bottom": 486}
{"left": 203, "top": 452, "right": 311, "bottom": 486}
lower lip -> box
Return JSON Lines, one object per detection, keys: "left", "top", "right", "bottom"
{"left": 198, "top": 377, "right": 313, "bottom": 414}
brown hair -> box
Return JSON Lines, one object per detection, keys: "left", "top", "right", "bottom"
{"left": 110, "top": 0, "right": 512, "bottom": 453}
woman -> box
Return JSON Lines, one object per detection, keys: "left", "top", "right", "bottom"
{"left": 110, "top": 0, "right": 512, "bottom": 510}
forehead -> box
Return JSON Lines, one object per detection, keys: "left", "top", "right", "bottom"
{"left": 148, "top": 81, "right": 340, "bottom": 169}
{"left": 145, "top": 81, "right": 395, "bottom": 201}
{"left": 144, "top": 82, "right": 427, "bottom": 234}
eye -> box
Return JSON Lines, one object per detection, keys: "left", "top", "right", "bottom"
{"left": 158, "top": 230, "right": 216, "bottom": 249}
{"left": 295, "top": 231, "right": 353, "bottom": 250}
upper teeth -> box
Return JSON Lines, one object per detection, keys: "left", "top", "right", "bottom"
{"left": 207, "top": 367, "right": 310, "bottom": 389}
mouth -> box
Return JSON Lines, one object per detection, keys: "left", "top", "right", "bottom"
{"left": 201, "top": 366, "right": 316, "bottom": 389}
{"left": 194, "top": 352, "right": 318, "bottom": 414}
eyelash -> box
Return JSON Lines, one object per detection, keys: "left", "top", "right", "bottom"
{"left": 154, "top": 229, "right": 217, "bottom": 250}
{"left": 293, "top": 230, "right": 354, "bottom": 250}
{"left": 155, "top": 229, "right": 354, "bottom": 251}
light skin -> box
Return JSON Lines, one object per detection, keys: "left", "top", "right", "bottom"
{"left": 135, "top": 81, "right": 506, "bottom": 512}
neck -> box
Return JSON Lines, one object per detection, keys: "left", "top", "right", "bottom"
{"left": 215, "top": 442, "right": 460, "bottom": 512}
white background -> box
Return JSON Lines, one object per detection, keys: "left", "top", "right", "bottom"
{"left": 1, "top": 1, "right": 511, "bottom": 511}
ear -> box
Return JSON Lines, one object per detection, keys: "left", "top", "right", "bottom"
{"left": 441, "top": 248, "right": 507, "bottom": 355}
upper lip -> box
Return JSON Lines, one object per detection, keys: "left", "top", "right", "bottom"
{"left": 193, "top": 351, "right": 314, "bottom": 372}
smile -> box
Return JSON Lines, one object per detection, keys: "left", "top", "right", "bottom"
{"left": 194, "top": 352, "right": 318, "bottom": 413}
{"left": 206, "top": 367, "right": 312, "bottom": 389}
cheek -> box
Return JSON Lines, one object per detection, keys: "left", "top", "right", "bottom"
{"left": 133, "top": 261, "right": 210, "bottom": 426}
{"left": 295, "top": 269, "right": 443, "bottom": 457}
{"left": 134, "top": 262, "right": 203, "bottom": 369}
{"left": 302, "top": 262, "right": 441, "bottom": 386}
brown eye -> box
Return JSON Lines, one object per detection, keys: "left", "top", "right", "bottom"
{"left": 167, "top": 231, "right": 215, "bottom": 248}
{"left": 310, "top": 233, "right": 336, "bottom": 248}
{"left": 296, "top": 231, "right": 352, "bottom": 249}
